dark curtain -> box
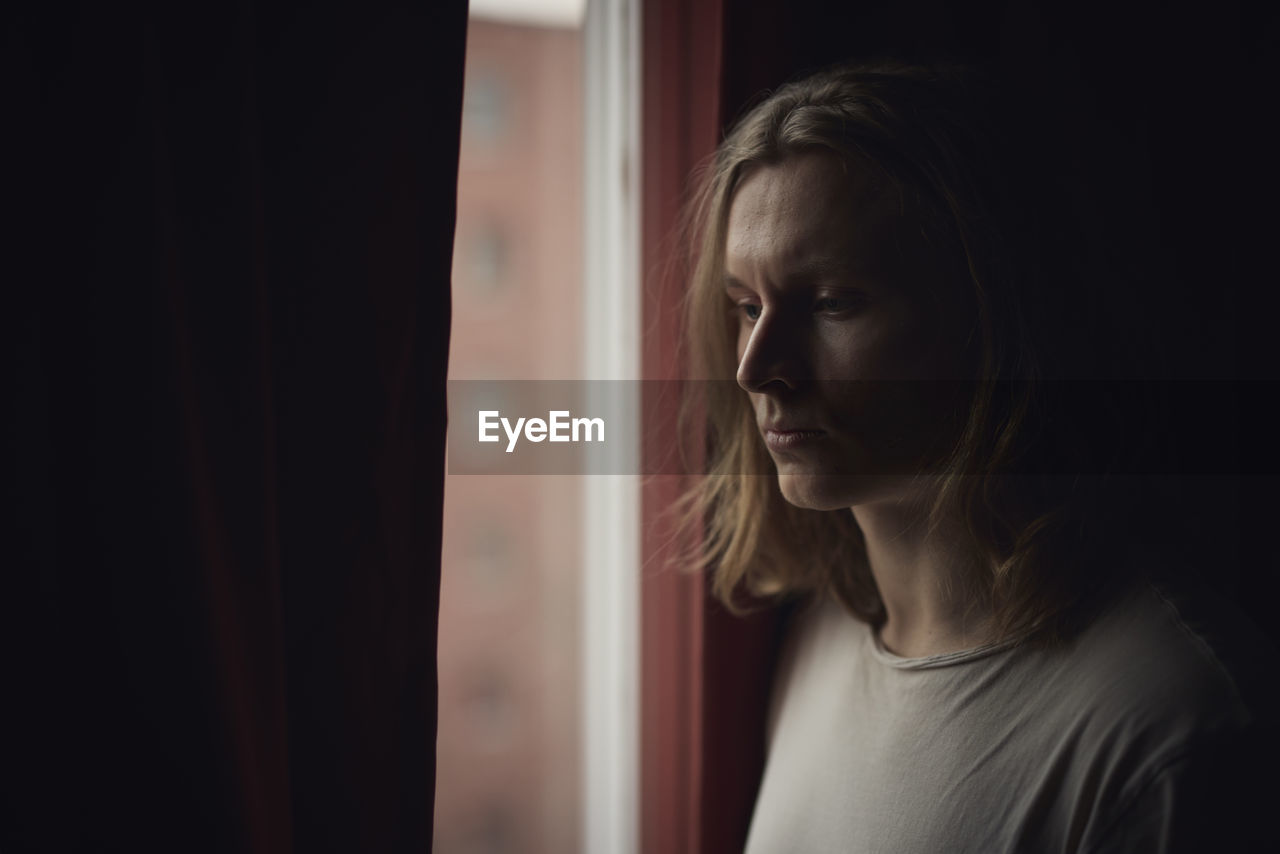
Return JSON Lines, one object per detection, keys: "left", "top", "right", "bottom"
{"left": 6, "top": 2, "right": 466, "bottom": 851}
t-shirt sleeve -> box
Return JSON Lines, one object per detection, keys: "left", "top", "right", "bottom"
{"left": 1083, "top": 724, "right": 1280, "bottom": 854}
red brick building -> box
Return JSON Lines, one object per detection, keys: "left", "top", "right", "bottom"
{"left": 436, "top": 14, "right": 585, "bottom": 854}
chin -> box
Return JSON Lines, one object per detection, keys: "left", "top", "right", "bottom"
{"left": 777, "top": 471, "right": 868, "bottom": 511}
{"left": 776, "top": 470, "right": 919, "bottom": 511}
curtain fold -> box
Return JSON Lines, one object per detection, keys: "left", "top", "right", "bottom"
{"left": 7, "top": 3, "right": 466, "bottom": 851}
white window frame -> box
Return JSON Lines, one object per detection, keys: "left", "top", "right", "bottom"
{"left": 581, "top": 0, "right": 642, "bottom": 852}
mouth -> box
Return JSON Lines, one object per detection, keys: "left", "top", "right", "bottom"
{"left": 762, "top": 428, "right": 828, "bottom": 452}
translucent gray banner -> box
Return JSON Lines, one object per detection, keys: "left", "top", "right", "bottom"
{"left": 446, "top": 380, "right": 1273, "bottom": 476}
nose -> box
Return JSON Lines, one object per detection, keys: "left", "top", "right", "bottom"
{"left": 736, "top": 309, "right": 803, "bottom": 394}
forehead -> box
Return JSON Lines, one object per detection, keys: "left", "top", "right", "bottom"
{"left": 724, "top": 151, "right": 904, "bottom": 278}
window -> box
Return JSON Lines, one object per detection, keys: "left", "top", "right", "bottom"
{"left": 438, "top": 1, "right": 640, "bottom": 853}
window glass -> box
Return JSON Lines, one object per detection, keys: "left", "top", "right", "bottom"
{"left": 437, "top": 4, "right": 586, "bottom": 853}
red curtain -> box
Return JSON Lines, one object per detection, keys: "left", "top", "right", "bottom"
{"left": 7, "top": 2, "right": 466, "bottom": 851}
{"left": 640, "top": 2, "right": 785, "bottom": 852}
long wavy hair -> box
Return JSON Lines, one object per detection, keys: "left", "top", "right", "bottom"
{"left": 677, "top": 60, "right": 1132, "bottom": 644}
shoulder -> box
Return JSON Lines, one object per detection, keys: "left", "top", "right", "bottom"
{"left": 1041, "top": 570, "right": 1280, "bottom": 851}
{"left": 1061, "top": 572, "right": 1278, "bottom": 734}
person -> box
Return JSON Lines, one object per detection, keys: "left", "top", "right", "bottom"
{"left": 677, "top": 61, "right": 1279, "bottom": 852}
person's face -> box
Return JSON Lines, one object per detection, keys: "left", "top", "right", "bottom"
{"left": 724, "top": 151, "right": 975, "bottom": 510}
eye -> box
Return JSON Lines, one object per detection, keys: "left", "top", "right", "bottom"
{"left": 737, "top": 302, "right": 761, "bottom": 321}
{"left": 814, "top": 295, "right": 863, "bottom": 314}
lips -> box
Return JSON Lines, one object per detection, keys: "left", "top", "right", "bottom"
{"left": 762, "top": 426, "right": 827, "bottom": 452}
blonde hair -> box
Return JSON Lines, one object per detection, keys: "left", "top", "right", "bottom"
{"left": 677, "top": 61, "right": 1119, "bottom": 643}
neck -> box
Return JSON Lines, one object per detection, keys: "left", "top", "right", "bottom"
{"left": 852, "top": 490, "right": 993, "bottom": 658}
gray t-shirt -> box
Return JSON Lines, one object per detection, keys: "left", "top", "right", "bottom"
{"left": 744, "top": 576, "right": 1278, "bottom": 853}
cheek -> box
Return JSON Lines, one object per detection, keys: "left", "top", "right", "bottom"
{"left": 844, "top": 309, "right": 952, "bottom": 381}
{"left": 821, "top": 381, "right": 960, "bottom": 473}
{"left": 819, "top": 314, "right": 967, "bottom": 462}
{"left": 815, "top": 317, "right": 911, "bottom": 381}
